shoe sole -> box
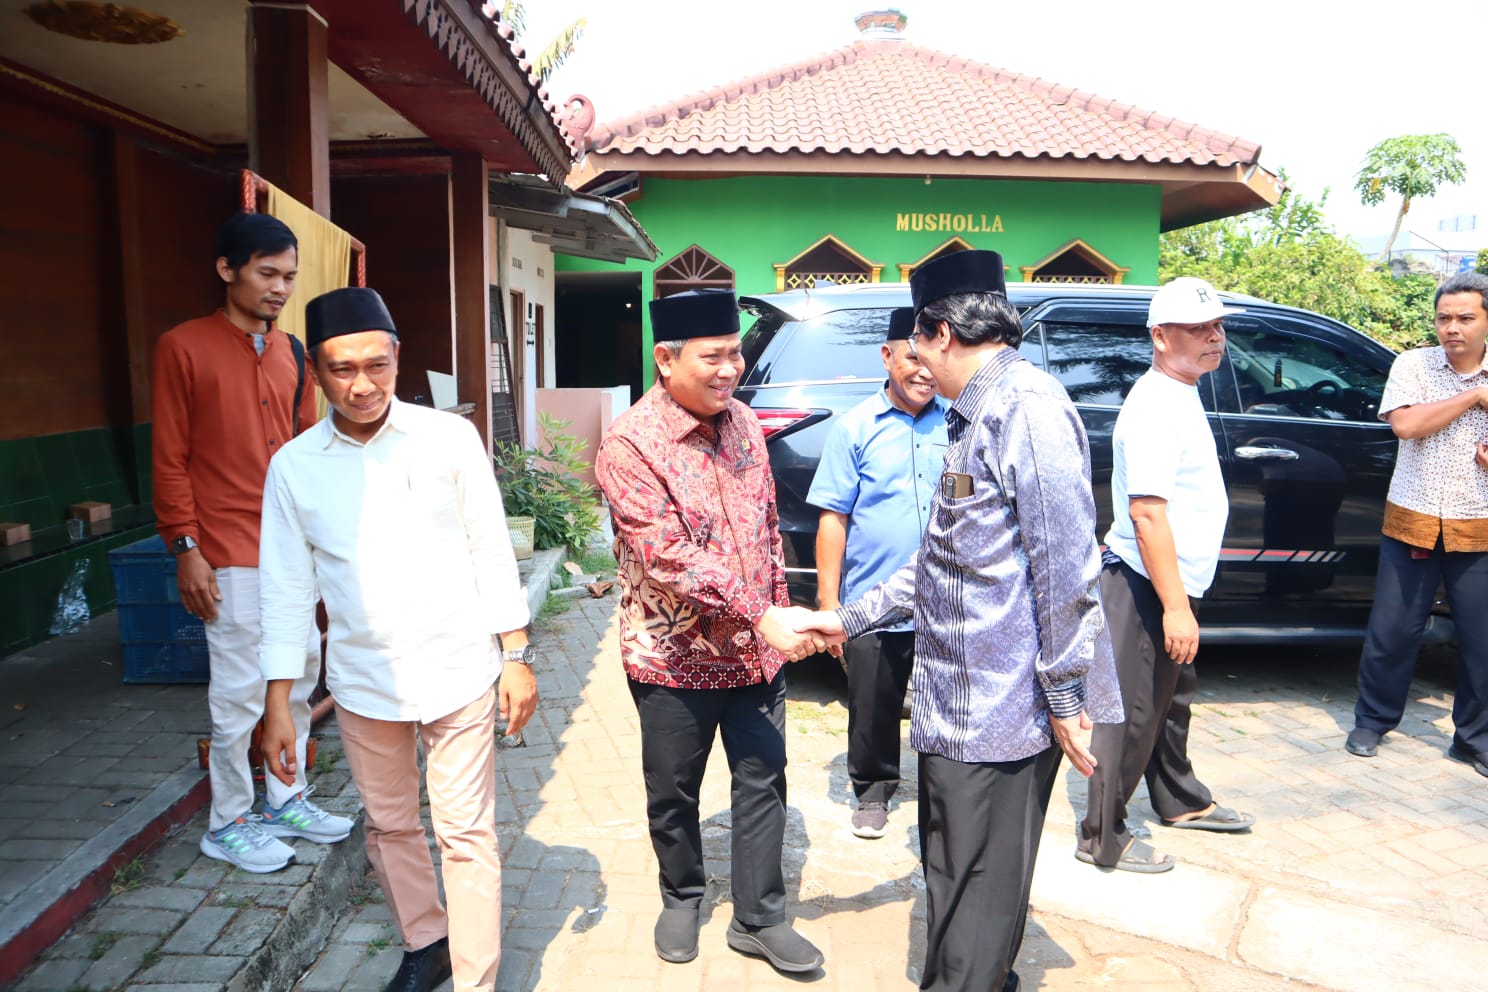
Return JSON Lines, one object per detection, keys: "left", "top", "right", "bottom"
{"left": 851, "top": 824, "right": 886, "bottom": 839}
{"left": 725, "top": 929, "right": 824, "bottom": 973}
{"left": 259, "top": 822, "right": 353, "bottom": 844}
{"left": 1073, "top": 847, "right": 1175, "bottom": 874}
{"left": 198, "top": 835, "right": 292, "bottom": 873}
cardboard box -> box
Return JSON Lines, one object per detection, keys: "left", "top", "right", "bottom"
{"left": 67, "top": 501, "right": 112, "bottom": 523}
{"left": 0, "top": 522, "right": 31, "bottom": 546}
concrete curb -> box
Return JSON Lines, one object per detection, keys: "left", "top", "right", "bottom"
{"left": 0, "top": 761, "right": 210, "bottom": 986}
{"left": 226, "top": 816, "right": 370, "bottom": 992}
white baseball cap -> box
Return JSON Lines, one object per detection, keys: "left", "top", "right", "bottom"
{"left": 1147, "top": 277, "right": 1245, "bottom": 328}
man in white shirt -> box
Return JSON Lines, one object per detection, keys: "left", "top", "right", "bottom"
{"left": 1077, "top": 277, "right": 1254, "bottom": 874}
{"left": 258, "top": 287, "right": 538, "bottom": 992}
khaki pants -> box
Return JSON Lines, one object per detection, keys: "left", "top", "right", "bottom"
{"left": 337, "top": 687, "right": 503, "bottom": 992}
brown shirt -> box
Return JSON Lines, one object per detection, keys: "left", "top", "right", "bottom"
{"left": 152, "top": 311, "right": 316, "bottom": 568}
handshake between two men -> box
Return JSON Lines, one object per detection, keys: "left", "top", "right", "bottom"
{"left": 754, "top": 605, "right": 847, "bottom": 663}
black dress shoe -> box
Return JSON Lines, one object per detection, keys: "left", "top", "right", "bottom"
{"left": 726, "top": 920, "right": 824, "bottom": 974}
{"left": 384, "top": 937, "right": 451, "bottom": 992}
{"left": 1345, "top": 727, "right": 1381, "bottom": 757}
{"left": 1449, "top": 740, "right": 1488, "bottom": 778}
{"left": 654, "top": 906, "right": 700, "bottom": 963}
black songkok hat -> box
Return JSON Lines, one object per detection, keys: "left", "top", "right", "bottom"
{"left": 885, "top": 307, "right": 915, "bottom": 341}
{"left": 305, "top": 287, "right": 397, "bottom": 350}
{"left": 910, "top": 249, "right": 1007, "bottom": 314}
{"left": 649, "top": 288, "right": 740, "bottom": 341}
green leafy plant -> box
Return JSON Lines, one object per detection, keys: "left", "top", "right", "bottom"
{"left": 492, "top": 413, "right": 602, "bottom": 553}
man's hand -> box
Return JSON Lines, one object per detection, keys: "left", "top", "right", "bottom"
{"left": 815, "top": 598, "right": 844, "bottom": 658}
{"left": 1163, "top": 606, "right": 1200, "bottom": 665}
{"left": 755, "top": 605, "right": 827, "bottom": 662}
{"left": 1050, "top": 711, "right": 1097, "bottom": 777}
{"left": 262, "top": 683, "right": 298, "bottom": 786}
{"left": 175, "top": 548, "right": 221, "bottom": 622}
{"left": 794, "top": 609, "right": 848, "bottom": 645}
{"left": 499, "top": 661, "right": 539, "bottom": 737}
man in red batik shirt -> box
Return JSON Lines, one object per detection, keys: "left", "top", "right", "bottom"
{"left": 596, "top": 289, "right": 825, "bottom": 976}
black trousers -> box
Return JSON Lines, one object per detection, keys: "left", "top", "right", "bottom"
{"left": 1080, "top": 559, "right": 1212, "bottom": 866}
{"left": 846, "top": 630, "right": 915, "bottom": 803}
{"left": 627, "top": 673, "right": 788, "bottom": 926}
{"left": 918, "top": 746, "right": 1061, "bottom": 992}
{"left": 1355, "top": 536, "right": 1488, "bottom": 750}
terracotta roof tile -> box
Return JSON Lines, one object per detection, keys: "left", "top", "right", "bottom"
{"left": 587, "top": 41, "right": 1261, "bottom": 167}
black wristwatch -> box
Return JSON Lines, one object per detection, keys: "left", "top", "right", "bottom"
{"left": 502, "top": 644, "right": 536, "bottom": 668}
{"left": 170, "top": 535, "right": 199, "bottom": 556}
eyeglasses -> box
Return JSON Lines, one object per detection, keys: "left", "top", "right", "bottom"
{"left": 905, "top": 321, "right": 928, "bottom": 360}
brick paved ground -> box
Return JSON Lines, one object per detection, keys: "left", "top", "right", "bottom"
{"left": 16, "top": 591, "right": 1488, "bottom": 992}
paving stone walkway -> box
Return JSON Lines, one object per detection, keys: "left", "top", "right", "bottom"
{"left": 12, "top": 590, "right": 1488, "bottom": 991}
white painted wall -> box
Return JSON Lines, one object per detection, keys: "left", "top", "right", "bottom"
{"left": 489, "top": 219, "right": 557, "bottom": 445}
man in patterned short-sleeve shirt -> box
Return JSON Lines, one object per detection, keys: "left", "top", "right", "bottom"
{"left": 595, "top": 289, "right": 825, "bottom": 975}
{"left": 1347, "top": 272, "right": 1488, "bottom": 777}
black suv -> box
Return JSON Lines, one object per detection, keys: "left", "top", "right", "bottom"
{"left": 737, "top": 282, "right": 1451, "bottom": 644}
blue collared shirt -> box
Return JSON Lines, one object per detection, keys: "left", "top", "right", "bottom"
{"left": 839, "top": 349, "right": 1123, "bottom": 764}
{"left": 806, "top": 386, "right": 948, "bottom": 630}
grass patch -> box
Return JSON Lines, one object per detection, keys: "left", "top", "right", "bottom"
{"left": 88, "top": 931, "right": 119, "bottom": 960}
{"left": 573, "top": 544, "right": 616, "bottom": 577}
{"left": 110, "top": 858, "right": 145, "bottom": 893}
{"left": 140, "top": 949, "right": 161, "bottom": 970}
{"left": 366, "top": 934, "right": 392, "bottom": 957}
{"left": 313, "top": 745, "right": 342, "bottom": 776}
{"left": 218, "top": 894, "right": 252, "bottom": 908}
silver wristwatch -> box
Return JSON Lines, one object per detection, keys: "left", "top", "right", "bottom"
{"left": 502, "top": 644, "right": 536, "bottom": 667}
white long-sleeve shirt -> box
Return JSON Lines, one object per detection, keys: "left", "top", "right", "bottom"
{"left": 259, "top": 398, "right": 530, "bottom": 722}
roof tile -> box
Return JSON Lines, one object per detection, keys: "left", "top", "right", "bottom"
{"left": 587, "top": 40, "right": 1261, "bottom": 167}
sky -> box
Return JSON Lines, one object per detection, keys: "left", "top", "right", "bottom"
{"left": 524, "top": 0, "right": 1487, "bottom": 247}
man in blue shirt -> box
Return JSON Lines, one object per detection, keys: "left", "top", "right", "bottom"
{"left": 808, "top": 307, "right": 948, "bottom": 839}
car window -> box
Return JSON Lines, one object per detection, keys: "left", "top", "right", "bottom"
{"left": 750, "top": 308, "right": 894, "bottom": 384}
{"left": 1224, "top": 317, "right": 1387, "bottom": 423}
{"left": 1039, "top": 319, "right": 1155, "bottom": 408}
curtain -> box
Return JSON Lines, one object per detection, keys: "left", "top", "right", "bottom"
{"left": 264, "top": 183, "right": 352, "bottom": 419}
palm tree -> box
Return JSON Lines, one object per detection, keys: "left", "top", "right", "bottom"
{"left": 496, "top": 1, "right": 586, "bottom": 83}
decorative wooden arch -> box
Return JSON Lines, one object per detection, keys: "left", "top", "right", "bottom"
{"left": 897, "top": 236, "right": 974, "bottom": 281}
{"left": 773, "top": 235, "right": 883, "bottom": 291}
{"left": 653, "top": 243, "right": 734, "bottom": 298}
{"left": 1018, "top": 238, "right": 1129, "bottom": 285}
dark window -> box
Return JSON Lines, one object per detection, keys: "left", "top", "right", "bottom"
{"left": 1039, "top": 320, "right": 1154, "bottom": 407}
{"left": 751, "top": 308, "right": 893, "bottom": 384}
{"left": 1224, "top": 318, "right": 1387, "bottom": 423}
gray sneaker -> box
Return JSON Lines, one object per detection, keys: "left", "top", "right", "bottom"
{"left": 851, "top": 801, "right": 888, "bottom": 839}
{"left": 200, "top": 815, "right": 295, "bottom": 873}
{"left": 260, "top": 787, "right": 354, "bottom": 844}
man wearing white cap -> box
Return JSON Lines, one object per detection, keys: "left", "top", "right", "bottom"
{"left": 1077, "top": 277, "right": 1255, "bottom": 874}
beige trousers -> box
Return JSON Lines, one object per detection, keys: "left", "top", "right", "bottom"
{"left": 337, "top": 687, "right": 503, "bottom": 992}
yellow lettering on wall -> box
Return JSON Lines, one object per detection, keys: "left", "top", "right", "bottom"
{"left": 991, "top": 215, "right": 1003, "bottom": 232}
{"left": 894, "top": 212, "right": 1005, "bottom": 234}
{"left": 896, "top": 214, "right": 910, "bottom": 232}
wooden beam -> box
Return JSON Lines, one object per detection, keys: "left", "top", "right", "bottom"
{"left": 247, "top": 2, "right": 331, "bottom": 215}
{"left": 451, "top": 154, "right": 492, "bottom": 453}
{"left": 111, "top": 134, "right": 153, "bottom": 428}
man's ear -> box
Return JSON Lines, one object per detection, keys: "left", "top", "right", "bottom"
{"left": 306, "top": 356, "right": 323, "bottom": 389}
{"left": 653, "top": 343, "right": 673, "bottom": 379}
{"left": 215, "top": 257, "right": 235, "bottom": 284}
{"left": 1150, "top": 325, "right": 1169, "bottom": 353}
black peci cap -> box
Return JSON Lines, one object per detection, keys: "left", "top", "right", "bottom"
{"left": 304, "top": 287, "right": 397, "bottom": 350}
{"left": 885, "top": 307, "right": 916, "bottom": 340}
{"left": 909, "top": 250, "right": 1007, "bottom": 314}
{"left": 649, "top": 289, "right": 740, "bottom": 341}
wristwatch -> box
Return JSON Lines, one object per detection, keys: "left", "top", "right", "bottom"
{"left": 502, "top": 644, "right": 536, "bottom": 667}
{"left": 170, "top": 535, "right": 199, "bottom": 556}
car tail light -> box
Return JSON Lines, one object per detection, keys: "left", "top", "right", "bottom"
{"left": 752, "top": 408, "right": 815, "bottom": 440}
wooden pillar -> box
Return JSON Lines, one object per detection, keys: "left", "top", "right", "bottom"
{"left": 247, "top": 1, "right": 330, "bottom": 215}
{"left": 451, "top": 154, "right": 493, "bottom": 453}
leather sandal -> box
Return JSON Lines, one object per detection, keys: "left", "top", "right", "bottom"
{"left": 1160, "top": 805, "right": 1255, "bottom": 832}
{"left": 1075, "top": 839, "right": 1175, "bottom": 874}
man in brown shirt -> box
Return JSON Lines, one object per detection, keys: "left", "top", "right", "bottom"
{"left": 152, "top": 212, "right": 352, "bottom": 872}
{"left": 1347, "top": 272, "right": 1488, "bottom": 777}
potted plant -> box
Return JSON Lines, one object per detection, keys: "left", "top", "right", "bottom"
{"left": 492, "top": 413, "right": 602, "bottom": 559}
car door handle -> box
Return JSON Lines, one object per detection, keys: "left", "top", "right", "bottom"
{"left": 1236, "top": 445, "right": 1299, "bottom": 461}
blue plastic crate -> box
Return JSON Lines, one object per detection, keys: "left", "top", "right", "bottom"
{"left": 108, "top": 536, "right": 209, "bottom": 683}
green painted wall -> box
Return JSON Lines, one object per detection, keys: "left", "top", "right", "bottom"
{"left": 0, "top": 426, "right": 154, "bottom": 658}
{"left": 559, "top": 175, "right": 1162, "bottom": 386}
